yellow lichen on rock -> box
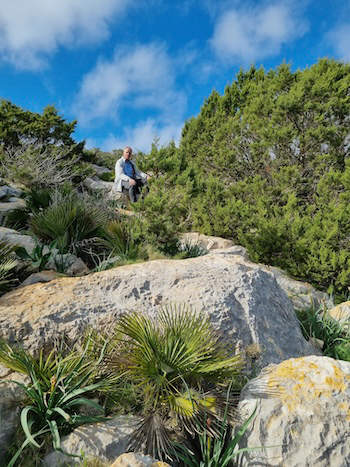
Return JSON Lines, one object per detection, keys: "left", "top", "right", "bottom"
{"left": 267, "top": 357, "right": 348, "bottom": 413}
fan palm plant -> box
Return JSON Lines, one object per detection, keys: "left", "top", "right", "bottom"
{"left": 30, "top": 191, "right": 108, "bottom": 253}
{"left": 104, "top": 305, "right": 244, "bottom": 460}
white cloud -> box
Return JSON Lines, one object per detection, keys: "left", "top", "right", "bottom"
{"left": 0, "top": 0, "right": 132, "bottom": 69}
{"left": 327, "top": 23, "right": 350, "bottom": 62}
{"left": 210, "top": 2, "right": 308, "bottom": 63}
{"left": 74, "top": 42, "right": 186, "bottom": 124}
{"left": 96, "top": 119, "right": 183, "bottom": 153}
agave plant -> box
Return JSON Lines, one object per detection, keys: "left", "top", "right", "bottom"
{"left": 0, "top": 338, "right": 120, "bottom": 466}
{"left": 105, "top": 305, "right": 244, "bottom": 460}
{"left": 0, "top": 241, "right": 18, "bottom": 294}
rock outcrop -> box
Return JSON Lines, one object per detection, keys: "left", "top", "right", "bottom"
{"left": 238, "top": 356, "right": 350, "bottom": 466}
{"left": 0, "top": 247, "right": 318, "bottom": 369}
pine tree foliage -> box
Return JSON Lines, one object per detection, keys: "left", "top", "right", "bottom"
{"left": 140, "top": 59, "right": 350, "bottom": 298}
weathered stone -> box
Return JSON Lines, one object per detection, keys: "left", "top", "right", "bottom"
{"left": 0, "top": 227, "right": 36, "bottom": 253}
{"left": 46, "top": 252, "right": 90, "bottom": 276}
{"left": 329, "top": 301, "right": 350, "bottom": 329}
{"left": 91, "top": 164, "right": 112, "bottom": 176}
{"left": 0, "top": 185, "right": 23, "bottom": 200}
{"left": 0, "top": 197, "right": 26, "bottom": 214}
{"left": 238, "top": 356, "right": 350, "bottom": 466}
{"left": 0, "top": 248, "right": 317, "bottom": 369}
{"left": 84, "top": 177, "right": 114, "bottom": 193}
{"left": 260, "top": 265, "right": 333, "bottom": 311}
{"left": 42, "top": 415, "right": 140, "bottom": 466}
{"left": 0, "top": 365, "right": 28, "bottom": 456}
{"left": 111, "top": 452, "right": 170, "bottom": 467}
{"left": 20, "top": 270, "right": 62, "bottom": 287}
{"left": 180, "top": 232, "right": 235, "bottom": 251}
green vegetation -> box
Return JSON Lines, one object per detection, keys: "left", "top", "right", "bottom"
{"left": 0, "top": 338, "right": 120, "bottom": 466}
{"left": 2, "top": 307, "right": 245, "bottom": 464}
{"left": 175, "top": 397, "right": 257, "bottom": 467}
{"left": 138, "top": 59, "right": 350, "bottom": 299}
{"left": 29, "top": 191, "right": 108, "bottom": 254}
{"left": 16, "top": 241, "right": 56, "bottom": 272}
{"left": 296, "top": 306, "right": 350, "bottom": 361}
{"left": 99, "top": 305, "right": 244, "bottom": 460}
{"left": 0, "top": 242, "right": 18, "bottom": 294}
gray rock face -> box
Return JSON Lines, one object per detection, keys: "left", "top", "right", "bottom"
{"left": 0, "top": 366, "right": 27, "bottom": 456}
{"left": 0, "top": 197, "right": 26, "bottom": 214}
{"left": 43, "top": 415, "right": 140, "bottom": 466}
{"left": 0, "top": 185, "right": 23, "bottom": 200}
{"left": 91, "top": 164, "right": 112, "bottom": 176}
{"left": 0, "top": 248, "right": 317, "bottom": 369}
{"left": 0, "top": 227, "right": 36, "bottom": 253}
{"left": 83, "top": 176, "right": 114, "bottom": 193}
{"left": 265, "top": 265, "right": 334, "bottom": 311}
{"left": 20, "top": 270, "right": 62, "bottom": 287}
{"left": 237, "top": 356, "right": 350, "bottom": 467}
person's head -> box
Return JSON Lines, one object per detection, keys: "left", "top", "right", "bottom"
{"left": 123, "top": 146, "right": 133, "bottom": 160}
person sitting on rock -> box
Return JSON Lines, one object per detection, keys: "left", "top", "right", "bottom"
{"left": 113, "top": 146, "right": 149, "bottom": 202}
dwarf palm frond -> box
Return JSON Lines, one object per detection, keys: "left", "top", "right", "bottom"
{"left": 107, "top": 304, "right": 244, "bottom": 460}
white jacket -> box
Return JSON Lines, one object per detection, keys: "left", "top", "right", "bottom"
{"left": 113, "top": 157, "right": 147, "bottom": 192}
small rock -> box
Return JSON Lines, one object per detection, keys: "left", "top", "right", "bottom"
{"left": 111, "top": 452, "right": 170, "bottom": 467}
{"left": 0, "top": 185, "right": 23, "bottom": 200}
{"left": 91, "top": 164, "right": 112, "bottom": 176}
{"left": 180, "top": 232, "right": 234, "bottom": 251}
{"left": 0, "top": 198, "right": 26, "bottom": 214}
{"left": 329, "top": 301, "right": 350, "bottom": 329}
{"left": 84, "top": 177, "right": 114, "bottom": 193}
{"left": 42, "top": 415, "right": 140, "bottom": 466}
{"left": 21, "top": 270, "right": 61, "bottom": 287}
{"left": 0, "top": 365, "right": 28, "bottom": 455}
{"left": 0, "top": 227, "right": 36, "bottom": 253}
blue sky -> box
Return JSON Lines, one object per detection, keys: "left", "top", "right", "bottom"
{"left": 0, "top": 0, "right": 349, "bottom": 153}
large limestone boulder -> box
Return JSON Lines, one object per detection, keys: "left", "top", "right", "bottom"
{"left": 43, "top": 415, "right": 140, "bottom": 466}
{"left": 238, "top": 356, "right": 350, "bottom": 466}
{"left": 0, "top": 248, "right": 317, "bottom": 369}
{"left": 180, "top": 234, "right": 332, "bottom": 311}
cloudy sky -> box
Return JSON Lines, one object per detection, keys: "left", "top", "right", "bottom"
{"left": 0, "top": 0, "right": 349, "bottom": 152}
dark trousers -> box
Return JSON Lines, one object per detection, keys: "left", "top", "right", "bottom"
{"left": 121, "top": 178, "right": 146, "bottom": 202}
